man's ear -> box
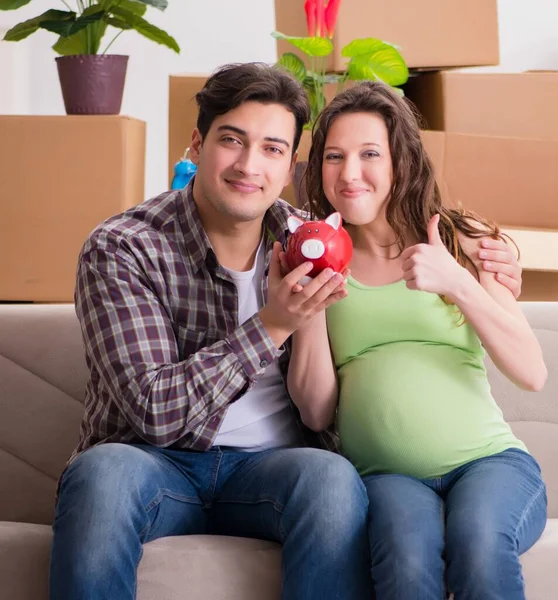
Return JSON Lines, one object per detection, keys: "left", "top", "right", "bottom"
{"left": 189, "top": 128, "right": 203, "bottom": 165}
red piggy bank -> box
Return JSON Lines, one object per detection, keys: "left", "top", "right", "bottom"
{"left": 285, "top": 212, "right": 353, "bottom": 283}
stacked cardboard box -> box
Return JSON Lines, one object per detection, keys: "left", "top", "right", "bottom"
{"left": 405, "top": 71, "right": 558, "bottom": 300}
{"left": 0, "top": 116, "right": 146, "bottom": 302}
{"left": 274, "top": 0, "right": 499, "bottom": 71}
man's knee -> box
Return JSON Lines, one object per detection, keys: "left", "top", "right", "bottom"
{"left": 58, "top": 443, "right": 154, "bottom": 513}
{"left": 278, "top": 449, "right": 367, "bottom": 523}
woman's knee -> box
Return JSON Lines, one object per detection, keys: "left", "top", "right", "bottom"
{"left": 446, "top": 527, "right": 520, "bottom": 592}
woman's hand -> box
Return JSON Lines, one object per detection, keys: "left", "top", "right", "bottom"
{"left": 401, "top": 214, "right": 470, "bottom": 297}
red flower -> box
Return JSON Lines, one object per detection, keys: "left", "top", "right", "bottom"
{"left": 316, "top": 0, "right": 325, "bottom": 37}
{"left": 304, "top": 0, "right": 317, "bottom": 36}
{"left": 324, "top": 0, "right": 342, "bottom": 38}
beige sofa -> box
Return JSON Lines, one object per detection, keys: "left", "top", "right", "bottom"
{"left": 0, "top": 303, "right": 557, "bottom": 600}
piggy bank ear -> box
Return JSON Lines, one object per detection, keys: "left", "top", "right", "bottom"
{"left": 287, "top": 216, "right": 305, "bottom": 234}
{"left": 325, "top": 212, "right": 342, "bottom": 230}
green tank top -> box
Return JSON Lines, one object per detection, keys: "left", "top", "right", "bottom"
{"left": 326, "top": 276, "right": 526, "bottom": 479}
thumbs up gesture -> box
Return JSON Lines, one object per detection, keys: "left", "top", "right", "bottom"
{"left": 400, "top": 214, "right": 468, "bottom": 296}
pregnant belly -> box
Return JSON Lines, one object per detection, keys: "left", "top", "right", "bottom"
{"left": 336, "top": 343, "right": 514, "bottom": 479}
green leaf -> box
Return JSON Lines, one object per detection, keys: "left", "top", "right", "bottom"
{"left": 99, "top": 0, "right": 147, "bottom": 16}
{"left": 346, "top": 46, "right": 409, "bottom": 87}
{"left": 130, "top": 0, "right": 168, "bottom": 10}
{"left": 271, "top": 31, "right": 333, "bottom": 58}
{"left": 342, "top": 37, "right": 401, "bottom": 58}
{"left": 111, "top": 6, "right": 180, "bottom": 52}
{"left": 0, "top": 0, "right": 32, "bottom": 9}
{"left": 42, "top": 7, "right": 105, "bottom": 38}
{"left": 277, "top": 52, "right": 306, "bottom": 82}
{"left": 3, "top": 9, "right": 73, "bottom": 42}
{"left": 53, "top": 30, "right": 88, "bottom": 55}
{"left": 105, "top": 16, "right": 132, "bottom": 30}
{"left": 52, "top": 20, "right": 109, "bottom": 55}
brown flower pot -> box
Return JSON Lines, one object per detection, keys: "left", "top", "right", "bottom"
{"left": 56, "top": 54, "right": 129, "bottom": 115}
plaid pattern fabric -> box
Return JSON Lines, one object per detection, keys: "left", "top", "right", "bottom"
{"left": 71, "top": 179, "right": 338, "bottom": 464}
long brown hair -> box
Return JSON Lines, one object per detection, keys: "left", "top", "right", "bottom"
{"left": 305, "top": 81, "right": 509, "bottom": 275}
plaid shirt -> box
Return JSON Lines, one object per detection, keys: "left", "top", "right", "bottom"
{"left": 71, "top": 179, "right": 338, "bottom": 464}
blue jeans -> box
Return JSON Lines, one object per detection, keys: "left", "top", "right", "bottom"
{"left": 50, "top": 443, "right": 371, "bottom": 600}
{"left": 363, "top": 448, "right": 547, "bottom": 600}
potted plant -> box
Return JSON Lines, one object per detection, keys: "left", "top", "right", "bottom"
{"left": 272, "top": 0, "right": 408, "bottom": 205}
{"left": 273, "top": 0, "right": 408, "bottom": 129}
{"left": 1, "top": 0, "right": 180, "bottom": 115}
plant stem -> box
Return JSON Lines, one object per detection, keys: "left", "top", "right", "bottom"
{"left": 338, "top": 69, "right": 349, "bottom": 95}
{"left": 60, "top": 0, "right": 73, "bottom": 10}
{"left": 102, "top": 30, "right": 124, "bottom": 55}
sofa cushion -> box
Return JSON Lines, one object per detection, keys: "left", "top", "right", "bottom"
{"left": 0, "top": 522, "right": 281, "bottom": 600}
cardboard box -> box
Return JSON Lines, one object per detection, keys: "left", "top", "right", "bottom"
{"left": 413, "top": 131, "right": 558, "bottom": 230}
{"left": 0, "top": 116, "right": 146, "bottom": 302}
{"left": 405, "top": 71, "right": 558, "bottom": 138}
{"left": 519, "top": 272, "right": 558, "bottom": 301}
{"left": 275, "top": 0, "right": 499, "bottom": 72}
{"left": 500, "top": 228, "right": 558, "bottom": 274}
{"left": 441, "top": 133, "right": 558, "bottom": 229}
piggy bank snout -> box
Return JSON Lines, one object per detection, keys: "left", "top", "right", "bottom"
{"left": 300, "top": 239, "right": 325, "bottom": 260}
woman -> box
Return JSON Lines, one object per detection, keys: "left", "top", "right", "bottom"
{"left": 286, "top": 81, "right": 548, "bottom": 599}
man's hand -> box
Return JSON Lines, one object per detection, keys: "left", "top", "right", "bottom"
{"left": 260, "top": 242, "right": 347, "bottom": 348}
{"left": 478, "top": 237, "right": 522, "bottom": 299}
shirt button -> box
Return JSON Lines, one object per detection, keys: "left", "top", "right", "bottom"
{"left": 260, "top": 359, "right": 269, "bottom": 368}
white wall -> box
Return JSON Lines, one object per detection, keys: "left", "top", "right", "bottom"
{"left": 1, "top": 0, "right": 558, "bottom": 198}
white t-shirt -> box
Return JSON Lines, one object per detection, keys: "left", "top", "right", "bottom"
{"left": 213, "top": 240, "right": 303, "bottom": 451}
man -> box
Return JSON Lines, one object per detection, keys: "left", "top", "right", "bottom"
{"left": 50, "top": 63, "right": 522, "bottom": 599}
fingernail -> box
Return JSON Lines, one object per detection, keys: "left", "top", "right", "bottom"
{"left": 484, "top": 261, "right": 492, "bottom": 269}
{"left": 333, "top": 273, "right": 343, "bottom": 284}
{"left": 479, "top": 250, "right": 487, "bottom": 258}
{"left": 323, "top": 268, "right": 333, "bottom": 278}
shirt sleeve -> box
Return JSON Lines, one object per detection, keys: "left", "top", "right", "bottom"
{"left": 75, "top": 236, "right": 282, "bottom": 447}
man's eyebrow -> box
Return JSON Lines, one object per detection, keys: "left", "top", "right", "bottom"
{"left": 217, "top": 124, "right": 247, "bottom": 136}
{"left": 265, "top": 136, "right": 290, "bottom": 149}
{"left": 216, "top": 125, "right": 290, "bottom": 149}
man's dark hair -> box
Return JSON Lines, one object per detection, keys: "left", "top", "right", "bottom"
{"left": 195, "top": 62, "right": 310, "bottom": 155}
